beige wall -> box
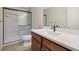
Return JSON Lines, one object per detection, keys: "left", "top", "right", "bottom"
{"left": 44, "top": 7, "right": 67, "bottom": 28}
{"left": 0, "top": 7, "right": 3, "bottom": 50}
{"left": 31, "top": 7, "right": 43, "bottom": 29}
{"left": 67, "top": 7, "right": 79, "bottom": 30}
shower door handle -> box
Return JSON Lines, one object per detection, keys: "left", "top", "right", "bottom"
{"left": 26, "top": 24, "right": 30, "bottom": 26}
{"left": 28, "top": 24, "right": 30, "bottom": 26}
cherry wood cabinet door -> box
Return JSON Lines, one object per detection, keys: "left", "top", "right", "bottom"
{"left": 32, "top": 37, "right": 41, "bottom": 51}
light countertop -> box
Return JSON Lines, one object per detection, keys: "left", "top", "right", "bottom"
{"left": 31, "top": 29, "right": 79, "bottom": 51}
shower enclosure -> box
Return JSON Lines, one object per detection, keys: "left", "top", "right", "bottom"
{"left": 3, "top": 8, "right": 32, "bottom": 44}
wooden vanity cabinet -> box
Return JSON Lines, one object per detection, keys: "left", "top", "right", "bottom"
{"left": 32, "top": 32, "right": 71, "bottom": 51}
{"left": 42, "top": 38, "right": 70, "bottom": 51}
{"left": 32, "top": 32, "right": 42, "bottom": 51}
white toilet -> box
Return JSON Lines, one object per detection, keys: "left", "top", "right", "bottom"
{"left": 22, "top": 35, "right": 32, "bottom": 48}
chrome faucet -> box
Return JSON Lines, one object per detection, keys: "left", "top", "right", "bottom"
{"left": 51, "top": 25, "right": 59, "bottom": 32}
{"left": 53, "top": 26, "right": 56, "bottom": 32}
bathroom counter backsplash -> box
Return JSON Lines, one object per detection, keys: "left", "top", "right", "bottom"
{"left": 31, "top": 28, "right": 79, "bottom": 51}
{"left": 56, "top": 28, "right": 79, "bottom": 36}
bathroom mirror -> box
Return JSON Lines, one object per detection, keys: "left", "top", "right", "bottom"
{"left": 43, "top": 7, "right": 79, "bottom": 30}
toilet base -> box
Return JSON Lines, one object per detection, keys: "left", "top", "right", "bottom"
{"left": 23, "top": 42, "right": 31, "bottom": 48}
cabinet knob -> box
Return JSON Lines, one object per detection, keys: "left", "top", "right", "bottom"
{"left": 38, "top": 45, "right": 40, "bottom": 47}
{"left": 42, "top": 48, "right": 44, "bottom": 51}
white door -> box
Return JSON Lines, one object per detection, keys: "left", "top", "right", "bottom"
{"left": 0, "top": 20, "right": 3, "bottom": 44}
{"left": 0, "top": 7, "right": 3, "bottom": 50}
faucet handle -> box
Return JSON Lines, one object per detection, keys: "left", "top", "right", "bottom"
{"left": 56, "top": 25, "right": 59, "bottom": 28}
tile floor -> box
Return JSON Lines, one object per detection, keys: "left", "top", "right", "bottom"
{"left": 2, "top": 41, "right": 31, "bottom": 51}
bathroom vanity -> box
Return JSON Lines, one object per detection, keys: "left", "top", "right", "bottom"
{"left": 32, "top": 32, "right": 70, "bottom": 51}
{"left": 31, "top": 29, "right": 79, "bottom": 51}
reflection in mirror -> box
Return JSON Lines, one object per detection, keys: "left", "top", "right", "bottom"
{"left": 43, "top": 7, "right": 79, "bottom": 30}
{"left": 43, "top": 15, "right": 47, "bottom": 26}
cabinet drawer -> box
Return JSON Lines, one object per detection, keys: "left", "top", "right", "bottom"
{"left": 42, "top": 38, "right": 70, "bottom": 51}
{"left": 32, "top": 32, "right": 41, "bottom": 42}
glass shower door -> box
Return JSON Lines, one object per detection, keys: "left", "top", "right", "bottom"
{"left": 4, "top": 9, "right": 32, "bottom": 44}
{"left": 4, "top": 9, "right": 20, "bottom": 43}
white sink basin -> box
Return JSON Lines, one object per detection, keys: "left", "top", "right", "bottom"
{"left": 42, "top": 31, "right": 62, "bottom": 37}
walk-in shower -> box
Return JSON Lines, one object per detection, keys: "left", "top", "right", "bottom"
{"left": 3, "top": 8, "right": 32, "bottom": 44}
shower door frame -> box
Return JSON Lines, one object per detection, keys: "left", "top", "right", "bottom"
{"left": 3, "top": 7, "right": 32, "bottom": 44}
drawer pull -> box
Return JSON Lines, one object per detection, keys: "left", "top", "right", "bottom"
{"left": 38, "top": 45, "right": 40, "bottom": 47}
{"left": 42, "top": 48, "right": 44, "bottom": 50}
